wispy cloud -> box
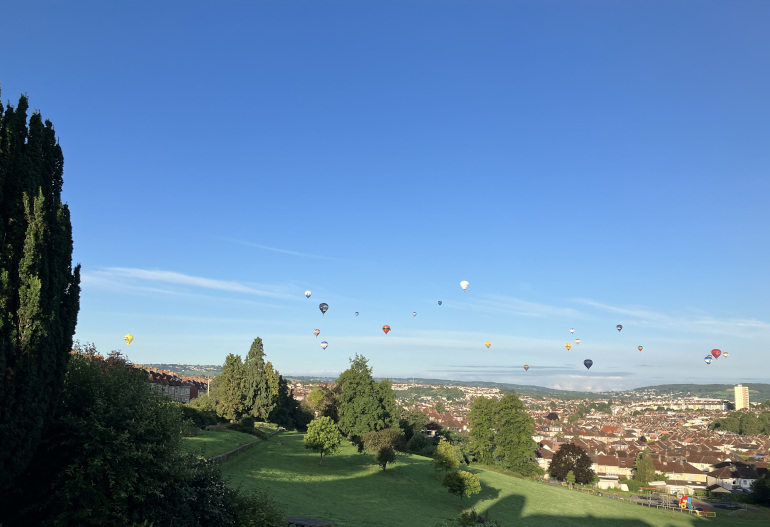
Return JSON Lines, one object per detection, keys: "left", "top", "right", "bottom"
{"left": 572, "top": 298, "right": 770, "bottom": 338}
{"left": 83, "top": 267, "right": 295, "bottom": 299}
{"left": 455, "top": 294, "right": 582, "bottom": 319}
{"left": 223, "top": 239, "right": 341, "bottom": 261}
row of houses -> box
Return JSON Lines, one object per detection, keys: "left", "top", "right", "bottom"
{"left": 536, "top": 437, "right": 768, "bottom": 495}
{"left": 144, "top": 369, "right": 210, "bottom": 403}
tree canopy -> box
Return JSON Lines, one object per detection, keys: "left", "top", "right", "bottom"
{"left": 633, "top": 452, "right": 655, "bottom": 485}
{"left": 442, "top": 470, "right": 481, "bottom": 502}
{"left": 468, "top": 394, "right": 540, "bottom": 475}
{"left": 0, "top": 93, "right": 81, "bottom": 494}
{"left": 243, "top": 337, "right": 279, "bottom": 420}
{"left": 4, "top": 347, "right": 242, "bottom": 526}
{"left": 336, "top": 354, "right": 398, "bottom": 437}
{"left": 304, "top": 416, "right": 343, "bottom": 464}
{"left": 548, "top": 443, "right": 595, "bottom": 484}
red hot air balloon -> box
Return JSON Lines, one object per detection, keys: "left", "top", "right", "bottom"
{"left": 313, "top": 329, "right": 320, "bottom": 338}
{"left": 382, "top": 325, "right": 391, "bottom": 335}
{"left": 711, "top": 348, "right": 721, "bottom": 359}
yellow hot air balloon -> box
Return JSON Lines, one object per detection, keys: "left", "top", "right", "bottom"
{"left": 485, "top": 341, "right": 491, "bottom": 349}
{"left": 124, "top": 334, "right": 134, "bottom": 345}
{"left": 565, "top": 342, "right": 572, "bottom": 351}
{"left": 460, "top": 280, "right": 469, "bottom": 291}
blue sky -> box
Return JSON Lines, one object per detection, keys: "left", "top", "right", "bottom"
{"left": 3, "top": 1, "right": 769, "bottom": 391}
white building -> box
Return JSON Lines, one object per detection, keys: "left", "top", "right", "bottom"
{"left": 735, "top": 384, "right": 749, "bottom": 410}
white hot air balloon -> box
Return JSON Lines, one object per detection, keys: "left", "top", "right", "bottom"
{"left": 460, "top": 281, "right": 469, "bottom": 291}
{"left": 305, "top": 290, "right": 312, "bottom": 298}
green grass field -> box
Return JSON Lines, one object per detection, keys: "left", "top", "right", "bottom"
{"left": 218, "top": 431, "right": 768, "bottom": 527}
{"left": 180, "top": 429, "right": 257, "bottom": 458}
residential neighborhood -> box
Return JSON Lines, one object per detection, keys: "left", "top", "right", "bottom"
{"left": 138, "top": 367, "right": 769, "bottom": 498}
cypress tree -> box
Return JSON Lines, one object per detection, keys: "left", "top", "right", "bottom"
{"left": 243, "top": 337, "right": 279, "bottom": 420}
{"left": 0, "top": 93, "right": 81, "bottom": 492}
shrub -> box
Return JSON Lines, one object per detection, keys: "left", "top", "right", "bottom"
{"left": 229, "top": 488, "right": 285, "bottom": 527}
{"left": 361, "top": 428, "right": 406, "bottom": 453}
{"left": 407, "top": 432, "right": 436, "bottom": 456}
{"left": 375, "top": 445, "right": 396, "bottom": 470}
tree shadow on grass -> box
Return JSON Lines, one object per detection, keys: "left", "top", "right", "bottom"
{"left": 224, "top": 433, "right": 704, "bottom": 527}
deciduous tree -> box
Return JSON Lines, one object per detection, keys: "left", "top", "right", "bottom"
{"left": 549, "top": 443, "right": 594, "bottom": 484}
{"left": 304, "top": 416, "right": 342, "bottom": 464}
{"left": 493, "top": 394, "right": 539, "bottom": 476}
{"left": 434, "top": 438, "right": 460, "bottom": 474}
{"left": 633, "top": 452, "right": 655, "bottom": 485}
{"left": 375, "top": 445, "right": 396, "bottom": 471}
{"left": 442, "top": 470, "right": 481, "bottom": 502}
{"left": 0, "top": 94, "right": 81, "bottom": 493}
{"left": 467, "top": 397, "right": 496, "bottom": 464}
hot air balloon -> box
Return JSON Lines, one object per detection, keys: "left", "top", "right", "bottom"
{"left": 124, "top": 334, "right": 134, "bottom": 345}
{"left": 460, "top": 281, "right": 469, "bottom": 291}
{"left": 412, "top": 312, "right": 417, "bottom": 317}
{"left": 704, "top": 356, "right": 712, "bottom": 365}
{"left": 305, "top": 290, "right": 312, "bottom": 298}
{"left": 355, "top": 311, "right": 359, "bottom": 316}
{"left": 575, "top": 338, "right": 581, "bottom": 345}
{"left": 523, "top": 365, "right": 530, "bottom": 371}
{"left": 438, "top": 301, "right": 442, "bottom": 306}
{"left": 382, "top": 325, "right": 391, "bottom": 335}
{"left": 485, "top": 341, "right": 491, "bottom": 349}
{"left": 565, "top": 343, "right": 572, "bottom": 351}
{"left": 570, "top": 328, "right": 575, "bottom": 335}
{"left": 638, "top": 346, "right": 643, "bottom": 352}
{"left": 313, "top": 329, "right": 320, "bottom": 338}
{"left": 723, "top": 352, "right": 730, "bottom": 358}
{"left": 321, "top": 341, "right": 328, "bottom": 350}
{"left": 319, "top": 303, "right": 328, "bottom": 316}
{"left": 711, "top": 349, "right": 722, "bottom": 359}
{"left": 616, "top": 324, "right": 623, "bottom": 332}
{"left": 584, "top": 359, "right": 593, "bottom": 370}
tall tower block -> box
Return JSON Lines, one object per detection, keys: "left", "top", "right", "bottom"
{"left": 735, "top": 384, "right": 749, "bottom": 410}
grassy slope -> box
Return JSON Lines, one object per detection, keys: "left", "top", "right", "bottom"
{"left": 221, "top": 431, "right": 766, "bottom": 527}
{"left": 180, "top": 429, "right": 257, "bottom": 458}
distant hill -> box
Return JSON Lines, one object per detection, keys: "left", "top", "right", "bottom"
{"left": 144, "top": 366, "right": 770, "bottom": 403}
{"left": 629, "top": 383, "right": 770, "bottom": 402}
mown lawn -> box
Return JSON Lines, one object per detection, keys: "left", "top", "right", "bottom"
{"left": 180, "top": 429, "right": 257, "bottom": 458}
{"left": 220, "top": 431, "right": 766, "bottom": 527}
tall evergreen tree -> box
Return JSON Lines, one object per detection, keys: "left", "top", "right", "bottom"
{"left": 243, "top": 337, "right": 279, "bottom": 420}
{"left": 336, "top": 354, "right": 397, "bottom": 437}
{"left": 215, "top": 354, "right": 245, "bottom": 421}
{"left": 0, "top": 94, "right": 81, "bottom": 493}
